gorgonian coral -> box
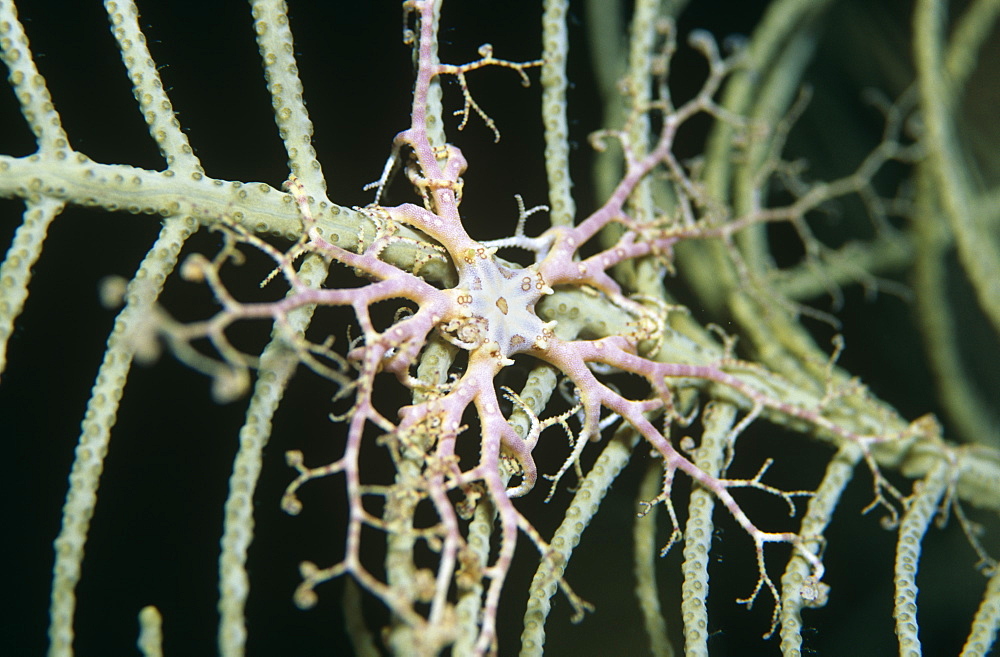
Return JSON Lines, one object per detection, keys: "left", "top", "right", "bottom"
{"left": 131, "top": 2, "right": 947, "bottom": 654}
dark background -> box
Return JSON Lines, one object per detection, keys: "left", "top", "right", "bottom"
{"left": 1, "top": 1, "right": 996, "bottom": 655}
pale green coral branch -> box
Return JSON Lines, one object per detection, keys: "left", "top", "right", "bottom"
{"left": 520, "top": 425, "right": 640, "bottom": 656}
{"left": 250, "top": 0, "right": 326, "bottom": 192}
{"left": 634, "top": 457, "right": 675, "bottom": 656}
{"left": 0, "top": 153, "right": 458, "bottom": 285}
{"left": 893, "top": 458, "right": 950, "bottom": 654}
{"left": 779, "top": 443, "right": 861, "bottom": 656}
{"left": 910, "top": 0, "right": 1000, "bottom": 447}
{"left": 136, "top": 606, "right": 163, "bottom": 657}
{"left": 104, "top": 0, "right": 203, "bottom": 174}
{"left": 961, "top": 563, "right": 1000, "bottom": 657}
{"left": 217, "top": 254, "right": 327, "bottom": 656}
{"left": 914, "top": 0, "right": 1000, "bottom": 336}
{"left": 0, "top": 0, "right": 69, "bottom": 151}
{"left": 48, "top": 215, "right": 196, "bottom": 657}
{"left": 912, "top": 170, "right": 999, "bottom": 447}
{"left": 0, "top": 197, "right": 61, "bottom": 376}
{"left": 679, "top": 402, "right": 736, "bottom": 657}
{"left": 541, "top": 0, "right": 575, "bottom": 226}
{"left": 945, "top": 0, "right": 1000, "bottom": 96}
